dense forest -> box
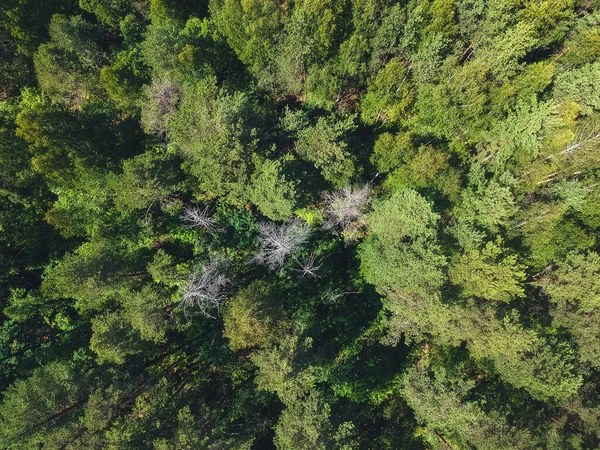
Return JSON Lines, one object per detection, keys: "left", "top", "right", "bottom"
{"left": 1, "top": 0, "right": 600, "bottom": 448}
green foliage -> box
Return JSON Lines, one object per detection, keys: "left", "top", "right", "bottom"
{"left": 449, "top": 238, "right": 526, "bottom": 302}
{"left": 361, "top": 58, "right": 414, "bottom": 126}
{"left": 90, "top": 311, "right": 144, "bottom": 364}
{"left": 402, "top": 352, "right": 531, "bottom": 450}
{"left": 359, "top": 188, "right": 446, "bottom": 299}
{"left": 273, "top": 390, "right": 332, "bottom": 450}
{"left": 83, "top": 385, "right": 123, "bottom": 434}
{"left": 370, "top": 131, "right": 414, "bottom": 173}
{"left": 383, "top": 144, "right": 453, "bottom": 194}
{"left": 210, "top": 0, "right": 283, "bottom": 80}
{"left": 2, "top": 1, "right": 600, "bottom": 448}
{"left": 517, "top": 199, "right": 597, "bottom": 266}
{"left": 122, "top": 285, "right": 173, "bottom": 343}
{"left": 79, "top": 0, "right": 136, "bottom": 28}
{"left": 0, "top": 0, "right": 78, "bottom": 55}
{"left": 170, "top": 77, "right": 256, "bottom": 202}
{"left": 0, "top": 31, "right": 34, "bottom": 96}
{"left": 463, "top": 308, "right": 582, "bottom": 402}
{"left": 34, "top": 14, "right": 105, "bottom": 107}
{"left": 100, "top": 46, "right": 149, "bottom": 110}
{"left": 482, "top": 95, "right": 561, "bottom": 172}
{"left": 0, "top": 360, "right": 88, "bottom": 448}
{"left": 563, "top": 25, "right": 600, "bottom": 66}
{"left": 223, "top": 280, "right": 289, "bottom": 351}
{"left": 291, "top": 112, "right": 357, "bottom": 187}
{"left": 455, "top": 168, "right": 517, "bottom": 234}
{"left": 107, "top": 146, "right": 180, "bottom": 214}
{"left": 247, "top": 155, "right": 297, "bottom": 221}
{"left": 539, "top": 252, "right": 600, "bottom": 368}
{"left": 147, "top": 249, "right": 181, "bottom": 287}
{"left": 41, "top": 238, "right": 144, "bottom": 312}
{"left": 553, "top": 63, "right": 600, "bottom": 117}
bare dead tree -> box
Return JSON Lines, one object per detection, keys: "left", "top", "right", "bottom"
{"left": 559, "top": 130, "right": 600, "bottom": 157}
{"left": 141, "top": 78, "right": 182, "bottom": 137}
{"left": 322, "top": 184, "right": 372, "bottom": 231}
{"left": 180, "top": 259, "right": 231, "bottom": 318}
{"left": 253, "top": 220, "right": 311, "bottom": 272}
{"left": 181, "top": 205, "right": 219, "bottom": 236}
{"left": 535, "top": 129, "right": 600, "bottom": 163}
{"left": 294, "top": 252, "right": 322, "bottom": 279}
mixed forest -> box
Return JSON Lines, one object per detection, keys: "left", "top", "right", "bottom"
{"left": 1, "top": 0, "right": 600, "bottom": 448}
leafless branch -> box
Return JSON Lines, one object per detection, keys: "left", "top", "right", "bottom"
{"left": 181, "top": 205, "right": 220, "bottom": 236}
{"left": 294, "top": 252, "right": 322, "bottom": 279}
{"left": 537, "top": 130, "right": 600, "bottom": 162}
{"left": 180, "top": 259, "right": 231, "bottom": 318}
{"left": 322, "top": 184, "right": 372, "bottom": 231}
{"left": 253, "top": 220, "right": 311, "bottom": 272}
{"left": 559, "top": 130, "right": 600, "bottom": 156}
{"left": 321, "top": 288, "right": 360, "bottom": 303}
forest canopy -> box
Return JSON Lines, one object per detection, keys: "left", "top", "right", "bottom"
{"left": 1, "top": 0, "right": 600, "bottom": 448}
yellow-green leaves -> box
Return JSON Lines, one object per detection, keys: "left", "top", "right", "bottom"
{"left": 449, "top": 239, "right": 526, "bottom": 302}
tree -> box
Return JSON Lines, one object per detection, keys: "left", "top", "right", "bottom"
{"left": 82, "top": 385, "right": 123, "bottom": 437}
{"left": 273, "top": 391, "right": 332, "bottom": 450}
{"left": 448, "top": 238, "right": 526, "bottom": 302}
{"left": 0, "top": 101, "right": 59, "bottom": 299}
{"left": 480, "top": 95, "right": 561, "bottom": 173}
{"left": 0, "top": 29, "right": 34, "bottom": 97}
{"left": 0, "top": 0, "right": 77, "bottom": 55}
{"left": 34, "top": 14, "right": 105, "bottom": 107}
{"left": 2, "top": 1, "right": 600, "bottom": 447}
{"left": 360, "top": 58, "right": 414, "bottom": 126}
{"left": 454, "top": 167, "right": 517, "bottom": 234}
{"left": 169, "top": 77, "right": 256, "bottom": 202}
{"left": 370, "top": 131, "right": 415, "bottom": 174}
{"left": 402, "top": 351, "right": 532, "bottom": 450}
{"left": 562, "top": 25, "right": 600, "bottom": 67}
{"left": 461, "top": 307, "right": 582, "bottom": 402}
{"left": 107, "top": 146, "right": 180, "bottom": 215}
{"left": 222, "top": 280, "right": 289, "bottom": 351}
{"left": 100, "top": 46, "right": 149, "bottom": 111}
{"left": 553, "top": 62, "right": 600, "bottom": 117}
{"left": 14, "top": 89, "right": 78, "bottom": 184}
{"left": 271, "top": 7, "right": 312, "bottom": 96}
{"left": 122, "top": 285, "right": 173, "bottom": 344}
{"left": 359, "top": 188, "right": 446, "bottom": 299}
{"left": 181, "top": 204, "right": 219, "bottom": 236}
{"left": 90, "top": 311, "right": 144, "bottom": 364}
{"left": 538, "top": 252, "right": 600, "bottom": 368}
{"left": 247, "top": 155, "right": 297, "bottom": 221}
{"left": 0, "top": 360, "right": 89, "bottom": 449}
{"left": 140, "top": 77, "right": 182, "bottom": 137}
{"left": 383, "top": 144, "right": 455, "bottom": 195}
{"left": 15, "top": 88, "right": 139, "bottom": 187}
{"left": 79, "top": 0, "right": 138, "bottom": 29}
{"left": 140, "top": 0, "right": 185, "bottom": 78}
{"left": 41, "top": 238, "right": 146, "bottom": 313}
{"left": 291, "top": 112, "right": 357, "bottom": 187}
{"left": 516, "top": 199, "right": 596, "bottom": 267}
{"left": 210, "top": 0, "right": 284, "bottom": 81}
